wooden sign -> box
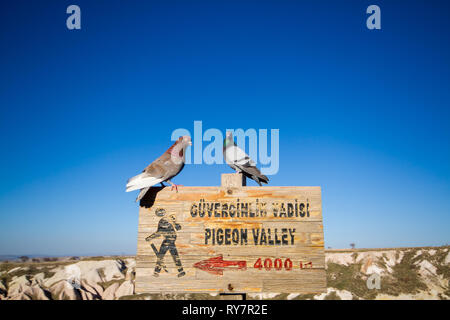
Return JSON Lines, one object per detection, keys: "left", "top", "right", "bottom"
{"left": 135, "top": 175, "right": 326, "bottom": 294}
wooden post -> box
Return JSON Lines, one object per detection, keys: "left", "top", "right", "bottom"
{"left": 220, "top": 173, "right": 245, "bottom": 300}
{"left": 221, "top": 173, "right": 246, "bottom": 187}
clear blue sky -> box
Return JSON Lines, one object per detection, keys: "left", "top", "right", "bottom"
{"left": 0, "top": 0, "right": 449, "bottom": 255}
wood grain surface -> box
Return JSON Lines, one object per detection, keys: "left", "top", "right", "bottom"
{"left": 135, "top": 184, "right": 326, "bottom": 294}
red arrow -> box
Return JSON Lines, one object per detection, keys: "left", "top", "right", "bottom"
{"left": 193, "top": 255, "right": 247, "bottom": 275}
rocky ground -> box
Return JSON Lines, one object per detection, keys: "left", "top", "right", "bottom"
{"left": 0, "top": 246, "right": 448, "bottom": 300}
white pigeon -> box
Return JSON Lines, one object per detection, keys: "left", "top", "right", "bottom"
{"left": 223, "top": 132, "right": 269, "bottom": 186}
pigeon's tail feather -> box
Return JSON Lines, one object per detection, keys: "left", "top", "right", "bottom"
{"left": 241, "top": 166, "right": 269, "bottom": 185}
{"left": 126, "top": 173, "right": 164, "bottom": 192}
{"left": 136, "top": 187, "right": 150, "bottom": 202}
{"left": 127, "top": 173, "right": 143, "bottom": 184}
{"left": 258, "top": 174, "right": 269, "bottom": 184}
{"left": 253, "top": 175, "right": 269, "bottom": 186}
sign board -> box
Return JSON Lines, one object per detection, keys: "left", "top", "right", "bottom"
{"left": 135, "top": 183, "right": 325, "bottom": 294}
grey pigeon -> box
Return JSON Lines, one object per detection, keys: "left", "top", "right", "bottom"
{"left": 126, "top": 136, "right": 192, "bottom": 201}
{"left": 223, "top": 132, "right": 269, "bottom": 186}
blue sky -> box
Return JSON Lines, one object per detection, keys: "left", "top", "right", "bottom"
{"left": 0, "top": 0, "right": 449, "bottom": 255}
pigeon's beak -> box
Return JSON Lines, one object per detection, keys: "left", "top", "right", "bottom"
{"left": 188, "top": 141, "right": 192, "bottom": 146}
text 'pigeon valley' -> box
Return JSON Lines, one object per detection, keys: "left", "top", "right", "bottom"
{"left": 205, "top": 227, "right": 296, "bottom": 246}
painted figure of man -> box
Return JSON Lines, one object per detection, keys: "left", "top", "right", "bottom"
{"left": 146, "top": 208, "right": 186, "bottom": 277}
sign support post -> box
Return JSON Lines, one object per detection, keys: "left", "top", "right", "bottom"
{"left": 219, "top": 173, "right": 246, "bottom": 300}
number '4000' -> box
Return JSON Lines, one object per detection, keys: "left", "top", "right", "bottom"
{"left": 253, "top": 258, "right": 293, "bottom": 271}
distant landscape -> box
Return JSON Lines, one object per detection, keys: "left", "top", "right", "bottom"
{"left": 1, "top": 246, "right": 448, "bottom": 300}
{"left": 0, "top": 254, "right": 134, "bottom": 262}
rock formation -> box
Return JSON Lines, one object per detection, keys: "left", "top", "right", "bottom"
{"left": 0, "top": 247, "right": 448, "bottom": 300}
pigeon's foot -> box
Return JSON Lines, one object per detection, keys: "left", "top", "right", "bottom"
{"left": 170, "top": 184, "right": 183, "bottom": 192}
